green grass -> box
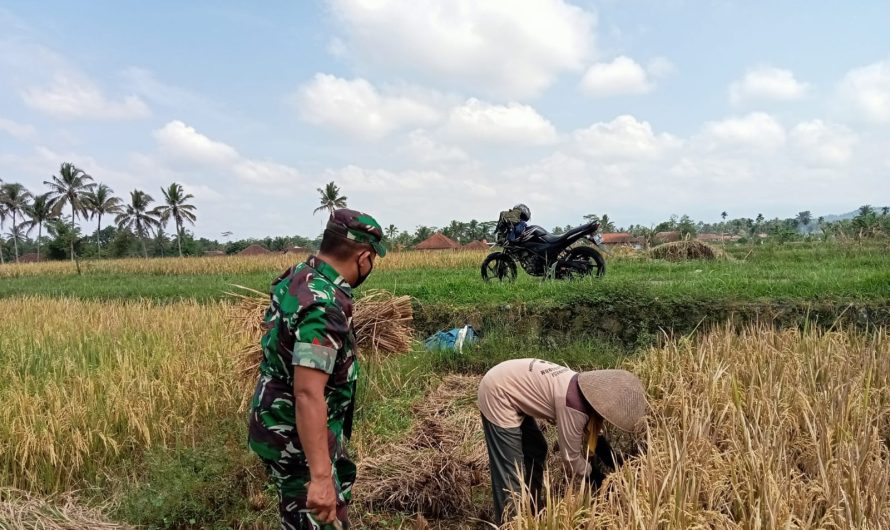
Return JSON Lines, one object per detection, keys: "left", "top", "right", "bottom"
{"left": 1, "top": 244, "right": 888, "bottom": 306}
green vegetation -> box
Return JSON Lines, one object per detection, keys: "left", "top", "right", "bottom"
{"left": 2, "top": 242, "right": 889, "bottom": 528}
{"left": 1, "top": 243, "right": 886, "bottom": 305}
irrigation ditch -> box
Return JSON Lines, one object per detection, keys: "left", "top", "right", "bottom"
{"left": 414, "top": 296, "right": 890, "bottom": 349}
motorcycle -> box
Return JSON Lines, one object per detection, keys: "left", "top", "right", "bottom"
{"left": 481, "top": 221, "right": 607, "bottom": 282}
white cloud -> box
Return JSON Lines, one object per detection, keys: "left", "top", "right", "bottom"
{"left": 580, "top": 56, "right": 653, "bottom": 98}
{"left": 573, "top": 115, "right": 680, "bottom": 159}
{"left": 729, "top": 66, "right": 809, "bottom": 105}
{"left": 153, "top": 120, "right": 240, "bottom": 168}
{"left": 293, "top": 74, "right": 441, "bottom": 140}
{"left": 838, "top": 58, "right": 890, "bottom": 123}
{"left": 233, "top": 160, "right": 302, "bottom": 185}
{"left": 321, "top": 164, "right": 499, "bottom": 228}
{"left": 328, "top": 0, "right": 595, "bottom": 99}
{"left": 444, "top": 98, "right": 557, "bottom": 146}
{"left": 703, "top": 112, "right": 786, "bottom": 151}
{"left": 401, "top": 130, "right": 469, "bottom": 164}
{"left": 149, "top": 121, "right": 303, "bottom": 187}
{"left": 0, "top": 117, "right": 36, "bottom": 140}
{"left": 21, "top": 73, "right": 150, "bottom": 120}
{"left": 790, "top": 120, "right": 857, "bottom": 166}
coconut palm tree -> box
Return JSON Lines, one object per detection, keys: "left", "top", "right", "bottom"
{"left": 116, "top": 190, "right": 160, "bottom": 258}
{"left": 22, "top": 193, "right": 56, "bottom": 262}
{"left": 313, "top": 181, "right": 347, "bottom": 217}
{"left": 0, "top": 182, "right": 33, "bottom": 262}
{"left": 858, "top": 205, "right": 874, "bottom": 217}
{"left": 83, "top": 184, "right": 123, "bottom": 258}
{"left": 0, "top": 178, "right": 6, "bottom": 265}
{"left": 385, "top": 224, "right": 398, "bottom": 241}
{"left": 44, "top": 163, "right": 96, "bottom": 261}
{"left": 46, "top": 218, "right": 83, "bottom": 261}
{"left": 0, "top": 201, "right": 6, "bottom": 265}
{"left": 155, "top": 183, "right": 197, "bottom": 257}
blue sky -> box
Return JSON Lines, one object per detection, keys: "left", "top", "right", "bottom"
{"left": 1, "top": 1, "right": 888, "bottom": 239}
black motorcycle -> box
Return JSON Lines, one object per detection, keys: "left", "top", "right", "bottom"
{"left": 481, "top": 221, "right": 606, "bottom": 282}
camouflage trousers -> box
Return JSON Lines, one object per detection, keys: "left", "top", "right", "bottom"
{"left": 249, "top": 377, "right": 356, "bottom": 530}
{"left": 262, "top": 452, "right": 356, "bottom": 530}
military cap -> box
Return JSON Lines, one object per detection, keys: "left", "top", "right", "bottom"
{"left": 327, "top": 208, "right": 387, "bottom": 257}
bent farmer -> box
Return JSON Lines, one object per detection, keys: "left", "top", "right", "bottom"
{"left": 248, "top": 209, "right": 386, "bottom": 530}
{"left": 477, "top": 359, "right": 648, "bottom": 524}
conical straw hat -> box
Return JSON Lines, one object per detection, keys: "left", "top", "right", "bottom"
{"left": 577, "top": 369, "right": 648, "bottom": 432}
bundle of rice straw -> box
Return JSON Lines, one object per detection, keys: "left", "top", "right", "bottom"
{"left": 0, "top": 488, "right": 132, "bottom": 530}
{"left": 356, "top": 375, "right": 489, "bottom": 519}
{"left": 226, "top": 285, "right": 414, "bottom": 407}
{"left": 648, "top": 240, "right": 729, "bottom": 261}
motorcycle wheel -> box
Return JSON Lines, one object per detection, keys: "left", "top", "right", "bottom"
{"left": 481, "top": 252, "right": 518, "bottom": 282}
{"left": 556, "top": 246, "right": 606, "bottom": 279}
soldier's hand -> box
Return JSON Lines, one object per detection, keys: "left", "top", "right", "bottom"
{"left": 306, "top": 479, "right": 338, "bottom": 524}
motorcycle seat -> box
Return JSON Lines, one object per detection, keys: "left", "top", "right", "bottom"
{"left": 522, "top": 225, "right": 562, "bottom": 243}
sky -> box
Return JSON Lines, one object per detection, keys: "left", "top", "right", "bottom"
{"left": 1, "top": 0, "right": 889, "bottom": 240}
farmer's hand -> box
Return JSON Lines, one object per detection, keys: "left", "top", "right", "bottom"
{"left": 306, "top": 479, "right": 337, "bottom": 524}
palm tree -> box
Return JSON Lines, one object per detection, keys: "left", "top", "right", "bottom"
{"left": 313, "top": 181, "right": 347, "bottom": 217}
{"left": 44, "top": 163, "right": 96, "bottom": 261}
{"left": 721, "top": 211, "right": 728, "bottom": 221}
{"left": 83, "top": 184, "right": 123, "bottom": 258}
{"left": 0, "top": 178, "right": 6, "bottom": 265}
{"left": 46, "top": 218, "right": 83, "bottom": 261}
{"left": 600, "top": 214, "right": 616, "bottom": 232}
{"left": 796, "top": 211, "right": 812, "bottom": 229}
{"left": 385, "top": 224, "right": 398, "bottom": 240}
{"left": 0, "top": 200, "right": 6, "bottom": 264}
{"left": 155, "top": 183, "right": 197, "bottom": 257}
{"left": 116, "top": 190, "right": 160, "bottom": 258}
{"left": 22, "top": 193, "right": 56, "bottom": 261}
{"left": 0, "top": 182, "right": 33, "bottom": 262}
{"left": 882, "top": 207, "right": 889, "bottom": 217}
{"left": 414, "top": 225, "right": 433, "bottom": 243}
{"left": 858, "top": 205, "right": 875, "bottom": 217}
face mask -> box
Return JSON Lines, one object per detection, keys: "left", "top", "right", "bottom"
{"left": 353, "top": 253, "right": 374, "bottom": 288}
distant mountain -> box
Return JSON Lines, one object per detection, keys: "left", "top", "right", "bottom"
{"left": 819, "top": 207, "right": 889, "bottom": 223}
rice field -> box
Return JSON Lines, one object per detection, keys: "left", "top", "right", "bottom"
{"left": 0, "top": 249, "right": 489, "bottom": 279}
{"left": 0, "top": 297, "right": 242, "bottom": 494}
{"left": 1, "top": 243, "right": 890, "bottom": 529}
{"left": 505, "top": 325, "right": 890, "bottom": 529}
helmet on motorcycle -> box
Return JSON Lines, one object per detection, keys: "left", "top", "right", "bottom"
{"left": 513, "top": 203, "right": 531, "bottom": 222}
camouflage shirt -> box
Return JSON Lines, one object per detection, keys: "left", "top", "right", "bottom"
{"left": 250, "top": 255, "right": 358, "bottom": 448}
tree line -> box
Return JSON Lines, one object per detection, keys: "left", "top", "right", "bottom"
{"left": 3, "top": 173, "right": 887, "bottom": 264}
{"left": 0, "top": 162, "right": 196, "bottom": 263}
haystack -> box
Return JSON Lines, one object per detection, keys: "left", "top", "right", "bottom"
{"left": 0, "top": 488, "right": 132, "bottom": 529}
{"left": 227, "top": 286, "right": 415, "bottom": 408}
{"left": 649, "top": 240, "right": 728, "bottom": 261}
{"left": 356, "top": 375, "right": 488, "bottom": 518}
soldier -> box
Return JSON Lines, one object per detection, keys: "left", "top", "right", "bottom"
{"left": 248, "top": 209, "right": 386, "bottom": 529}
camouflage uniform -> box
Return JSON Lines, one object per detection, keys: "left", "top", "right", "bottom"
{"left": 248, "top": 210, "right": 385, "bottom": 530}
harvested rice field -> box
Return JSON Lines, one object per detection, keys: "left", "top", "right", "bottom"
{"left": 1, "top": 243, "right": 889, "bottom": 529}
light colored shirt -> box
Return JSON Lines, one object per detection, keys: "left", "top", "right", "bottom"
{"left": 478, "top": 358, "right": 599, "bottom": 476}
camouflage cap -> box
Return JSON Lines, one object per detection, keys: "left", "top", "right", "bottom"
{"left": 327, "top": 208, "right": 387, "bottom": 257}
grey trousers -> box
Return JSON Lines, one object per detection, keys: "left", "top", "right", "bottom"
{"left": 481, "top": 414, "right": 548, "bottom": 524}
